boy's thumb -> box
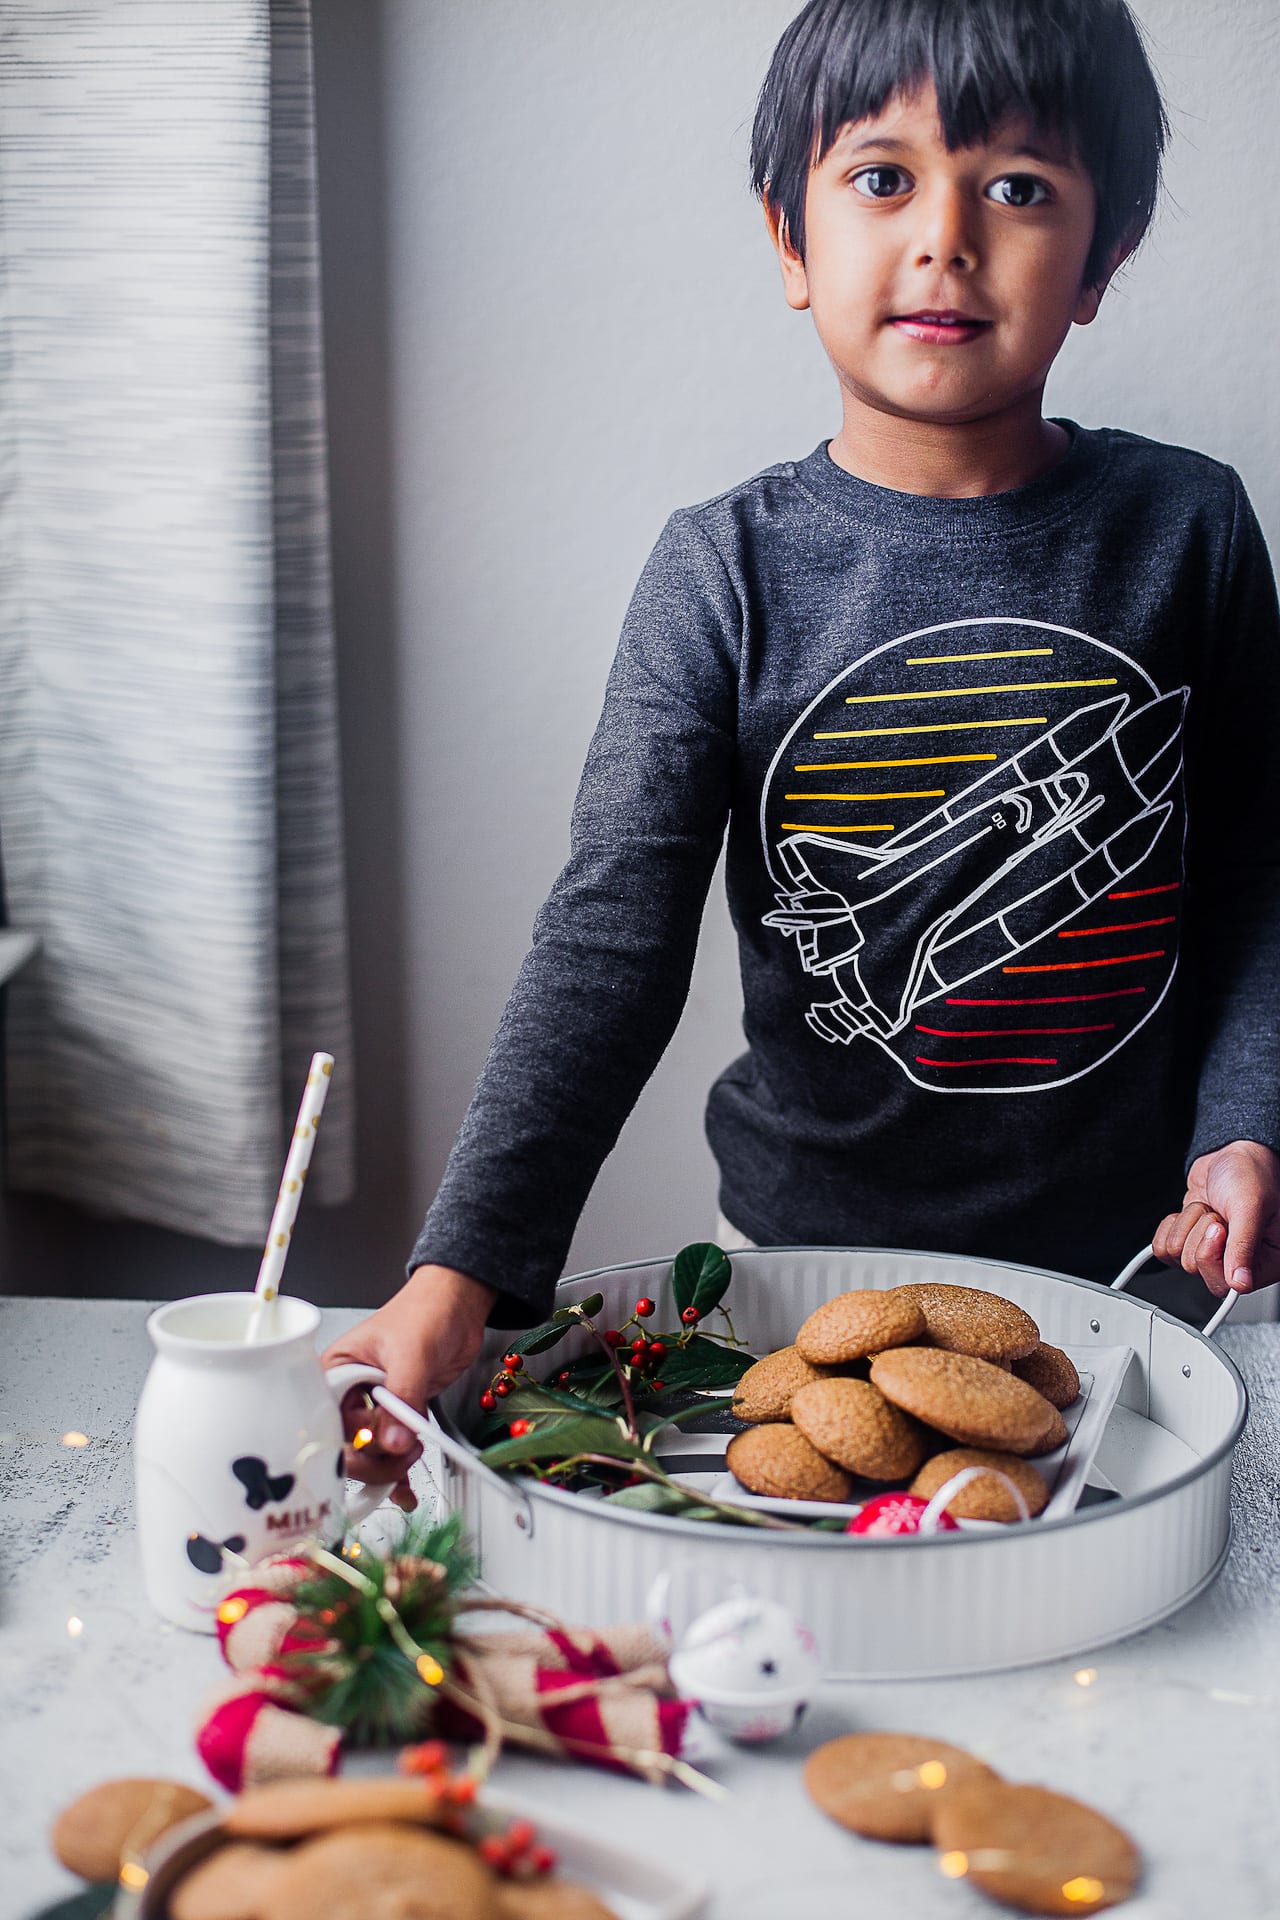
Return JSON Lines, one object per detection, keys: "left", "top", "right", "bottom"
{"left": 1222, "top": 1184, "right": 1264, "bottom": 1292}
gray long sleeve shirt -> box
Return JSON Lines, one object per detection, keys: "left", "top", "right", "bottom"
{"left": 411, "top": 420, "right": 1280, "bottom": 1323}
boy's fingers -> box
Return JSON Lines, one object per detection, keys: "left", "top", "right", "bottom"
{"left": 1153, "top": 1200, "right": 1212, "bottom": 1265}
{"left": 1188, "top": 1216, "right": 1228, "bottom": 1295}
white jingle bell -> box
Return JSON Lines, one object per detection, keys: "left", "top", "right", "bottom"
{"left": 666, "top": 1594, "right": 821, "bottom": 1744}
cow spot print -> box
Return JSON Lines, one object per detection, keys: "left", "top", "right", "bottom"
{"left": 186, "top": 1532, "right": 246, "bottom": 1575}
{"left": 232, "top": 1456, "right": 295, "bottom": 1510}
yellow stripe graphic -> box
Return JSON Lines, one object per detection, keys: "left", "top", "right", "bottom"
{"left": 781, "top": 823, "right": 893, "bottom": 834}
{"left": 784, "top": 790, "right": 945, "bottom": 801}
{"left": 905, "top": 648, "right": 1054, "bottom": 664}
{"left": 816, "top": 718, "right": 1046, "bottom": 739}
{"left": 794, "top": 754, "right": 996, "bottom": 771}
{"left": 845, "top": 678, "right": 1117, "bottom": 705}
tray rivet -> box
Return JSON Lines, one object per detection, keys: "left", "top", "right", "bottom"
{"left": 1090, "top": 1318, "right": 1101, "bottom": 1333}
{"left": 515, "top": 1512, "right": 530, "bottom": 1531}
{"left": 1182, "top": 1363, "right": 1192, "bottom": 1378}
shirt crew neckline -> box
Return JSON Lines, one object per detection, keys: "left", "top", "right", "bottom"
{"left": 794, "top": 417, "right": 1110, "bottom": 541}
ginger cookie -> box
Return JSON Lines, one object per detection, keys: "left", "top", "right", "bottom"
{"left": 726, "top": 1423, "right": 852, "bottom": 1502}
{"left": 269, "top": 1822, "right": 499, "bottom": 1920}
{"left": 790, "top": 1378, "right": 929, "bottom": 1481}
{"left": 171, "top": 1841, "right": 285, "bottom": 1920}
{"left": 731, "top": 1345, "right": 831, "bottom": 1422}
{"left": 497, "top": 1879, "right": 620, "bottom": 1918}
{"left": 907, "top": 1283, "right": 1040, "bottom": 1364}
{"left": 931, "top": 1782, "right": 1141, "bottom": 1914}
{"left": 1022, "top": 1404, "right": 1070, "bottom": 1456}
{"left": 869, "top": 1349, "right": 1062, "bottom": 1456}
{"left": 910, "top": 1449, "right": 1049, "bottom": 1522}
{"left": 796, "top": 1289, "right": 925, "bottom": 1365}
{"left": 1012, "top": 1342, "right": 1081, "bottom": 1409}
{"left": 51, "top": 1777, "right": 213, "bottom": 1882}
{"left": 805, "top": 1731, "right": 1000, "bottom": 1843}
{"left": 224, "top": 1775, "right": 447, "bottom": 1841}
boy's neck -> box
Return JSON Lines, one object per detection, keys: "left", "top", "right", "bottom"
{"left": 827, "top": 395, "right": 1071, "bottom": 499}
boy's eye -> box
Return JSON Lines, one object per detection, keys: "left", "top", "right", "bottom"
{"left": 987, "top": 174, "right": 1051, "bottom": 208}
{"left": 850, "top": 165, "right": 909, "bottom": 199}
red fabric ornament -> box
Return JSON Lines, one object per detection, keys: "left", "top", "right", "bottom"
{"left": 846, "top": 1493, "right": 959, "bottom": 1536}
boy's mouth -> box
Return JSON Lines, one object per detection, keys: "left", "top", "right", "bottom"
{"left": 890, "top": 309, "right": 993, "bottom": 344}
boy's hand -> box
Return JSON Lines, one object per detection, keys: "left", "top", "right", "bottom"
{"left": 1152, "top": 1141, "right": 1280, "bottom": 1297}
{"left": 321, "top": 1265, "right": 497, "bottom": 1512}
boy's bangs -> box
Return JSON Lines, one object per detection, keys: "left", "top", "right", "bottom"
{"left": 807, "top": 0, "right": 1080, "bottom": 169}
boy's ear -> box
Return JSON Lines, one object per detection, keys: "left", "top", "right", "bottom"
{"left": 1073, "top": 241, "right": 1134, "bottom": 325}
{"left": 763, "top": 190, "right": 811, "bottom": 312}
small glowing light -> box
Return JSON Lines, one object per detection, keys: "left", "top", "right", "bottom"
{"left": 352, "top": 1426, "right": 375, "bottom": 1451}
{"left": 917, "top": 1760, "right": 948, "bottom": 1790}
{"left": 118, "top": 1862, "right": 149, "bottom": 1891}
{"left": 1074, "top": 1668, "right": 1098, "bottom": 1688}
{"left": 1062, "top": 1877, "right": 1105, "bottom": 1904}
{"left": 345, "top": 1542, "right": 362, "bottom": 1559}
{"left": 938, "top": 1851, "right": 969, "bottom": 1879}
{"left": 61, "top": 1431, "right": 89, "bottom": 1448}
{"left": 66, "top": 1616, "right": 84, "bottom": 1638}
{"left": 217, "top": 1596, "right": 251, "bottom": 1626}
{"left": 415, "top": 1653, "right": 445, "bottom": 1686}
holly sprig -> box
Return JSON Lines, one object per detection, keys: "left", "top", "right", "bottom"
{"left": 473, "top": 1246, "right": 807, "bottom": 1532}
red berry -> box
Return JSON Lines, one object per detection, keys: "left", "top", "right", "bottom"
{"left": 493, "top": 1377, "right": 513, "bottom": 1398}
{"left": 447, "top": 1773, "right": 477, "bottom": 1805}
{"left": 479, "top": 1390, "right": 496, "bottom": 1411}
{"left": 502, "top": 1352, "right": 524, "bottom": 1372}
{"left": 648, "top": 1341, "right": 666, "bottom": 1361}
{"left": 681, "top": 1307, "right": 700, "bottom": 1325}
{"left": 634, "top": 1297, "right": 656, "bottom": 1318}
{"left": 649, "top": 1379, "right": 665, "bottom": 1392}
{"left": 508, "top": 1418, "right": 532, "bottom": 1437}
{"left": 506, "top": 1818, "right": 536, "bottom": 1855}
{"left": 529, "top": 1844, "right": 557, "bottom": 1875}
{"left": 603, "top": 1329, "right": 624, "bottom": 1348}
{"left": 478, "top": 1835, "right": 509, "bottom": 1871}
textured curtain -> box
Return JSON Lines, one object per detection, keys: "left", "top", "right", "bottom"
{"left": 0, "top": 0, "right": 354, "bottom": 1241}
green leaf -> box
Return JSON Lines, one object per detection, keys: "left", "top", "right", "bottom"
{"left": 479, "top": 1414, "right": 648, "bottom": 1471}
{"left": 505, "top": 1379, "right": 607, "bottom": 1419}
{"left": 603, "top": 1481, "right": 690, "bottom": 1514}
{"left": 505, "top": 1319, "right": 575, "bottom": 1357}
{"left": 672, "top": 1242, "right": 732, "bottom": 1319}
{"left": 644, "top": 1334, "right": 753, "bottom": 1391}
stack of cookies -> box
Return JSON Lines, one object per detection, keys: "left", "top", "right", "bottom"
{"left": 51, "top": 1774, "right": 619, "bottom": 1919}
{"left": 726, "top": 1283, "right": 1081, "bottom": 1522}
{"left": 805, "top": 1730, "right": 1140, "bottom": 1915}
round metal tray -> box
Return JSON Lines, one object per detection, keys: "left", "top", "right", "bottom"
{"left": 427, "top": 1247, "right": 1246, "bottom": 1678}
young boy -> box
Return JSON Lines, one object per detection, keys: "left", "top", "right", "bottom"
{"left": 326, "top": 0, "right": 1280, "bottom": 1503}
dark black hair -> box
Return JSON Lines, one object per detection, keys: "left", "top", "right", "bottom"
{"left": 750, "top": 0, "right": 1170, "bottom": 291}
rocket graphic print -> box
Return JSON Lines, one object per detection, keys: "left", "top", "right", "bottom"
{"left": 761, "top": 618, "right": 1187, "bottom": 1093}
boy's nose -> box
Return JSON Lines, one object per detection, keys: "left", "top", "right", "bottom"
{"left": 911, "top": 183, "right": 979, "bottom": 274}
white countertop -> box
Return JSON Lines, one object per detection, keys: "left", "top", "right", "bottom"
{"left": 3, "top": 1298, "right": 1278, "bottom": 1920}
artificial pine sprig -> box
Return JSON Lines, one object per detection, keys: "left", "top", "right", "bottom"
{"left": 283, "top": 1510, "right": 478, "bottom": 1745}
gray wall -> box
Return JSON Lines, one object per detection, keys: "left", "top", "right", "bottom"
{"left": 4, "top": 0, "right": 1276, "bottom": 1319}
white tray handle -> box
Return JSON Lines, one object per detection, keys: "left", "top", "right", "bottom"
{"left": 1110, "top": 1242, "right": 1239, "bottom": 1338}
{"left": 369, "top": 1381, "right": 538, "bottom": 1537}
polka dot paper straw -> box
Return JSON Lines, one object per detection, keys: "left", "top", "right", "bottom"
{"left": 245, "top": 1052, "right": 334, "bottom": 1342}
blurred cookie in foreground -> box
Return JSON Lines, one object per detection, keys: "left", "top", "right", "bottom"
{"left": 931, "top": 1781, "right": 1141, "bottom": 1915}
{"left": 805, "top": 1731, "right": 1000, "bottom": 1842}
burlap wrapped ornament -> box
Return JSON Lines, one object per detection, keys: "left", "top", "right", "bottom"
{"left": 196, "top": 1553, "right": 690, "bottom": 1792}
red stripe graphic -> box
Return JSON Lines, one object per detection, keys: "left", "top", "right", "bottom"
{"left": 1004, "top": 950, "right": 1165, "bottom": 974}
{"left": 915, "top": 1023, "right": 1115, "bottom": 1038}
{"left": 1057, "top": 915, "right": 1175, "bottom": 938}
{"left": 1108, "top": 882, "right": 1180, "bottom": 899}
{"left": 916, "top": 1055, "right": 1058, "bottom": 1067}
{"left": 947, "top": 987, "right": 1147, "bottom": 1006}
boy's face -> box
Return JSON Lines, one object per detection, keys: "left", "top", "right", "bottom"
{"left": 765, "top": 80, "right": 1114, "bottom": 432}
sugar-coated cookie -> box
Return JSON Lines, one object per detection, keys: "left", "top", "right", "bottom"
{"left": 497, "top": 1877, "right": 620, "bottom": 1918}
{"left": 224, "top": 1776, "right": 448, "bottom": 1841}
{"left": 51, "top": 1777, "right": 213, "bottom": 1882}
{"left": 907, "top": 1283, "right": 1040, "bottom": 1363}
{"left": 796, "top": 1289, "right": 926, "bottom": 1365}
{"left": 931, "top": 1781, "right": 1141, "bottom": 1914}
{"left": 790, "top": 1378, "right": 929, "bottom": 1481}
{"left": 1012, "top": 1342, "right": 1081, "bottom": 1408}
{"left": 726, "top": 1423, "right": 852, "bottom": 1502}
{"left": 804, "top": 1731, "right": 1001, "bottom": 1843}
{"left": 910, "top": 1448, "right": 1049, "bottom": 1521}
{"left": 268, "top": 1822, "right": 499, "bottom": 1920}
{"left": 869, "top": 1349, "right": 1062, "bottom": 1456}
{"left": 731, "top": 1345, "right": 831, "bottom": 1422}
{"left": 170, "top": 1841, "right": 285, "bottom": 1920}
